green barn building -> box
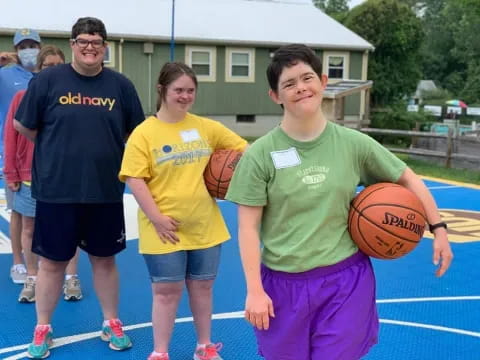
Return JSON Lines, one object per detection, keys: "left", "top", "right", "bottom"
{"left": 1, "top": 0, "right": 374, "bottom": 136}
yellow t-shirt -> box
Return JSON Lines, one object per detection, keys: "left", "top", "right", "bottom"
{"left": 119, "top": 113, "right": 247, "bottom": 254}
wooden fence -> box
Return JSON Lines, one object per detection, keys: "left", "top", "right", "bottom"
{"left": 360, "top": 128, "right": 480, "bottom": 168}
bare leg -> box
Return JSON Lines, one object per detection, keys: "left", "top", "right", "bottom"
{"left": 151, "top": 282, "right": 183, "bottom": 352}
{"left": 36, "top": 257, "right": 69, "bottom": 324}
{"left": 65, "top": 248, "right": 80, "bottom": 275}
{"left": 21, "top": 216, "right": 37, "bottom": 276}
{"left": 186, "top": 279, "right": 214, "bottom": 345}
{"left": 89, "top": 255, "right": 119, "bottom": 320}
{"left": 10, "top": 210, "right": 23, "bottom": 265}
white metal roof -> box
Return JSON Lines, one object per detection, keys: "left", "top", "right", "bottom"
{"left": 1, "top": 0, "right": 373, "bottom": 50}
{"left": 324, "top": 80, "right": 373, "bottom": 99}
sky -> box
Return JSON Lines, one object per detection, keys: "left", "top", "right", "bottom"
{"left": 349, "top": 0, "right": 365, "bottom": 8}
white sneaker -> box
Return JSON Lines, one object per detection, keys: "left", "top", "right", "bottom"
{"left": 10, "top": 264, "right": 27, "bottom": 284}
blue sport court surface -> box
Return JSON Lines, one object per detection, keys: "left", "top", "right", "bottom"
{"left": 0, "top": 177, "right": 479, "bottom": 359}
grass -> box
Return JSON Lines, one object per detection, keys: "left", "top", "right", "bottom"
{"left": 395, "top": 153, "right": 480, "bottom": 185}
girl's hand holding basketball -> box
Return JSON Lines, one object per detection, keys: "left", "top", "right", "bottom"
{"left": 152, "top": 214, "right": 180, "bottom": 244}
{"left": 244, "top": 290, "right": 275, "bottom": 330}
{"left": 432, "top": 228, "right": 453, "bottom": 277}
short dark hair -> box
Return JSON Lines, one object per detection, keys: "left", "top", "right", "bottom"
{"left": 71, "top": 17, "right": 107, "bottom": 40}
{"left": 266, "top": 44, "right": 323, "bottom": 93}
{"left": 156, "top": 62, "right": 198, "bottom": 110}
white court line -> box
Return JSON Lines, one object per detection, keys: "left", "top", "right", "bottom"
{"left": 427, "top": 185, "right": 461, "bottom": 190}
{"left": 380, "top": 319, "right": 480, "bottom": 338}
{"left": 0, "top": 230, "right": 12, "bottom": 254}
{"left": 0, "top": 206, "right": 11, "bottom": 222}
{"left": 2, "top": 299, "right": 480, "bottom": 359}
{"left": 0, "top": 311, "right": 244, "bottom": 358}
{"left": 377, "top": 296, "right": 480, "bottom": 303}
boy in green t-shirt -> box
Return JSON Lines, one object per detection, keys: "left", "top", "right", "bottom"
{"left": 225, "top": 44, "right": 452, "bottom": 360}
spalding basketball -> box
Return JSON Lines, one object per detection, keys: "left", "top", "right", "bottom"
{"left": 204, "top": 149, "right": 242, "bottom": 199}
{"left": 348, "top": 183, "right": 427, "bottom": 259}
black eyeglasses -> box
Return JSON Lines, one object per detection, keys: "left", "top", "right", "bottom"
{"left": 72, "top": 38, "right": 105, "bottom": 49}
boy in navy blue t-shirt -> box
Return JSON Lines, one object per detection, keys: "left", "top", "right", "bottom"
{"left": 15, "top": 17, "right": 145, "bottom": 359}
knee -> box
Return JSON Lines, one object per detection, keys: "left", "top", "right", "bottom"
{"left": 39, "top": 258, "right": 68, "bottom": 274}
{"left": 186, "top": 279, "right": 214, "bottom": 293}
{"left": 152, "top": 285, "right": 183, "bottom": 305}
{"left": 22, "top": 222, "right": 35, "bottom": 238}
{"left": 90, "top": 255, "right": 116, "bottom": 271}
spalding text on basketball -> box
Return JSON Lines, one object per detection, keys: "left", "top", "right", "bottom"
{"left": 227, "top": 153, "right": 242, "bottom": 171}
{"left": 382, "top": 212, "right": 425, "bottom": 236}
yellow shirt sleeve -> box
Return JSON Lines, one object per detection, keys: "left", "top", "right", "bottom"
{"left": 119, "top": 123, "right": 152, "bottom": 183}
{"left": 206, "top": 118, "right": 248, "bottom": 152}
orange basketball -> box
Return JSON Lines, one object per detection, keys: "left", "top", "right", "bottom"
{"left": 348, "top": 183, "right": 427, "bottom": 259}
{"left": 204, "top": 149, "right": 242, "bottom": 199}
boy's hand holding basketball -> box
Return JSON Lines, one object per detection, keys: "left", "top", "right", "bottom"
{"left": 432, "top": 228, "right": 453, "bottom": 277}
{"left": 245, "top": 290, "right": 275, "bottom": 330}
{"left": 152, "top": 214, "right": 180, "bottom": 244}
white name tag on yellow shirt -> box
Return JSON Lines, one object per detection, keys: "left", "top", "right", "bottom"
{"left": 270, "top": 148, "right": 301, "bottom": 169}
{"left": 180, "top": 129, "right": 201, "bottom": 142}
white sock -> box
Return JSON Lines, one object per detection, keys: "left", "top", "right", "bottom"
{"left": 196, "top": 343, "right": 207, "bottom": 349}
{"left": 27, "top": 276, "right": 37, "bottom": 281}
{"left": 103, "top": 319, "right": 120, "bottom": 327}
{"left": 65, "top": 274, "right": 78, "bottom": 281}
{"left": 151, "top": 351, "right": 168, "bottom": 356}
{"left": 36, "top": 324, "right": 52, "bottom": 331}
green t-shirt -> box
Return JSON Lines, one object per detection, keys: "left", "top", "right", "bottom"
{"left": 226, "top": 122, "right": 407, "bottom": 272}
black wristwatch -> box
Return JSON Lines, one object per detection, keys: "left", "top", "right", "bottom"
{"left": 429, "top": 222, "right": 447, "bottom": 233}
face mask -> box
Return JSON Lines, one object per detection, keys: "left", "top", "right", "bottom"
{"left": 18, "top": 48, "right": 40, "bottom": 70}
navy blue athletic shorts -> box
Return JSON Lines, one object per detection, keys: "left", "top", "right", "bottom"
{"left": 32, "top": 201, "right": 126, "bottom": 261}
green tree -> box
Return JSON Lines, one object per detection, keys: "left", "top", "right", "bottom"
{"left": 313, "top": 0, "right": 350, "bottom": 21}
{"left": 449, "top": 0, "right": 480, "bottom": 103}
{"left": 419, "top": 0, "right": 480, "bottom": 103}
{"left": 344, "top": 0, "right": 424, "bottom": 107}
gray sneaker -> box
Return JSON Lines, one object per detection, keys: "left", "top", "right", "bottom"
{"left": 10, "top": 264, "right": 27, "bottom": 284}
{"left": 18, "top": 277, "right": 36, "bottom": 303}
{"left": 64, "top": 276, "right": 83, "bottom": 301}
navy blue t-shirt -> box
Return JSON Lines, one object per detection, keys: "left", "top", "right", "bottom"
{"left": 16, "top": 64, "right": 145, "bottom": 203}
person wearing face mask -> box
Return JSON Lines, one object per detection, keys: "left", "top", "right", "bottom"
{"left": 4, "top": 45, "right": 84, "bottom": 304}
{"left": 0, "top": 28, "right": 41, "bottom": 286}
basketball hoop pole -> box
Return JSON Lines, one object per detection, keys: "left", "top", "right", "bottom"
{"left": 170, "top": 0, "right": 176, "bottom": 61}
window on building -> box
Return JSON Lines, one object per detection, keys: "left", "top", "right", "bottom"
{"left": 226, "top": 48, "right": 255, "bottom": 82}
{"left": 185, "top": 46, "right": 216, "bottom": 82}
{"left": 236, "top": 114, "right": 256, "bottom": 123}
{"left": 323, "top": 52, "right": 349, "bottom": 81}
{"left": 328, "top": 56, "right": 345, "bottom": 79}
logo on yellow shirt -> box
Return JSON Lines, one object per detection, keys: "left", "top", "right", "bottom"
{"left": 154, "top": 140, "right": 211, "bottom": 166}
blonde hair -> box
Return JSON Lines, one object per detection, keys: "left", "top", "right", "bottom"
{"left": 35, "top": 45, "right": 65, "bottom": 71}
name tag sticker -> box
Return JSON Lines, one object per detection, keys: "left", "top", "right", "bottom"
{"left": 180, "top": 129, "right": 201, "bottom": 142}
{"left": 270, "top": 148, "right": 301, "bottom": 169}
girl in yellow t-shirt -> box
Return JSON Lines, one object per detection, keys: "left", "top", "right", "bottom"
{"left": 119, "top": 62, "right": 247, "bottom": 360}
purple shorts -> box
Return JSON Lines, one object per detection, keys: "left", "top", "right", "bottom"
{"left": 256, "top": 251, "right": 378, "bottom": 360}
